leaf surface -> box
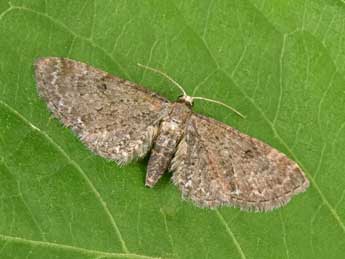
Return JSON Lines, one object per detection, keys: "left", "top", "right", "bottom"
{"left": 1, "top": 1, "right": 345, "bottom": 258}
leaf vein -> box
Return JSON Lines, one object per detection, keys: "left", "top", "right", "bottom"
{"left": 313, "top": 143, "right": 326, "bottom": 179}
{"left": 8, "top": 4, "right": 132, "bottom": 81}
{"left": 273, "top": 33, "right": 288, "bottom": 126}
{"left": 160, "top": 210, "right": 178, "bottom": 259}
{"left": 279, "top": 212, "right": 290, "bottom": 259}
{"left": 171, "top": 2, "right": 345, "bottom": 236}
{"left": 0, "top": 234, "right": 166, "bottom": 259}
{"left": 111, "top": 18, "right": 134, "bottom": 55}
{"left": 215, "top": 210, "right": 247, "bottom": 259}
{"left": 0, "top": 158, "right": 47, "bottom": 241}
{"left": 202, "top": 0, "right": 214, "bottom": 40}
{"left": 0, "top": 100, "right": 129, "bottom": 253}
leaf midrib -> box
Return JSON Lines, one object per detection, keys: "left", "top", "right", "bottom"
{"left": 0, "top": 233, "right": 166, "bottom": 259}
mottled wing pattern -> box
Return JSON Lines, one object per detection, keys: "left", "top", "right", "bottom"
{"left": 35, "top": 57, "right": 171, "bottom": 164}
{"left": 171, "top": 113, "right": 309, "bottom": 211}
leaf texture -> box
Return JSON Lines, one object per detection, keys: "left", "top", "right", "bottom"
{"left": 0, "top": 0, "right": 345, "bottom": 258}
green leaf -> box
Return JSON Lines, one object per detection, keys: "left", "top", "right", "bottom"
{"left": 1, "top": 0, "right": 345, "bottom": 258}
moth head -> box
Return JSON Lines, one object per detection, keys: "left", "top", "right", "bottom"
{"left": 178, "top": 95, "right": 194, "bottom": 107}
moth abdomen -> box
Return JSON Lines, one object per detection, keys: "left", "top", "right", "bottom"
{"left": 145, "top": 102, "right": 192, "bottom": 187}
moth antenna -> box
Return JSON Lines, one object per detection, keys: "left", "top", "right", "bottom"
{"left": 192, "top": 96, "right": 246, "bottom": 119}
{"left": 137, "top": 63, "right": 245, "bottom": 118}
{"left": 137, "top": 63, "right": 187, "bottom": 97}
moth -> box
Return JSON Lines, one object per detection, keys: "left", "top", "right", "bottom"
{"left": 35, "top": 57, "right": 309, "bottom": 211}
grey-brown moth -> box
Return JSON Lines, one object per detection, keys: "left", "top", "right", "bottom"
{"left": 34, "top": 57, "right": 309, "bottom": 211}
